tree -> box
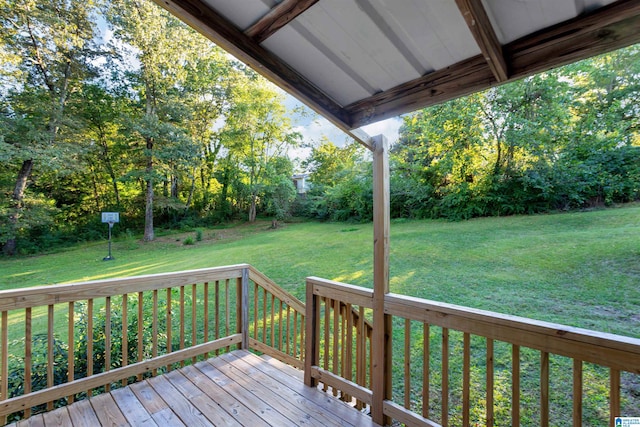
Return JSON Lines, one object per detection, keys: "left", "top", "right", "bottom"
{"left": 105, "top": 0, "right": 206, "bottom": 241}
{"left": 220, "top": 78, "right": 301, "bottom": 222}
{"left": 0, "top": 0, "right": 102, "bottom": 254}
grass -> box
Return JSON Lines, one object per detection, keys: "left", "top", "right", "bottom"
{"left": 1, "top": 204, "right": 639, "bottom": 425}
{"left": 2, "top": 204, "right": 639, "bottom": 337}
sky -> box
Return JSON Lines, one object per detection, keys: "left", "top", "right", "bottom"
{"left": 283, "top": 93, "right": 404, "bottom": 168}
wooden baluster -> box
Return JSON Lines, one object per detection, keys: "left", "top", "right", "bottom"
{"left": 404, "top": 319, "right": 411, "bottom": 409}
{"left": 442, "top": 327, "right": 449, "bottom": 427}
{"left": 137, "top": 292, "right": 143, "bottom": 380}
{"left": 1, "top": 311, "right": 7, "bottom": 425}
{"left": 104, "top": 297, "right": 110, "bottom": 392}
{"left": 293, "top": 310, "right": 298, "bottom": 359}
{"left": 68, "top": 301, "right": 75, "bottom": 403}
{"left": 333, "top": 298, "right": 340, "bottom": 396}
{"left": 203, "top": 282, "right": 209, "bottom": 359}
{"left": 47, "top": 304, "right": 54, "bottom": 410}
{"left": 345, "top": 303, "right": 354, "bottom": 402}
{"left": 300, "top": 314, "right": 305, "bottom": 360}
{"left": 286, "top": 306, "right": 291, "bottom": 355}
{"left": 253, "top": 283, "right": 258, "bottom": 342}
{"left": 486, "top": 338, "right": 494, "bottom": 427}
{"left": 192, "top": 284, "right": 197, "bottom": 363}
{"left": 166, "top": 288, "right": 172, "bottom": 371}
{"left": 610, "top": 369, "right": 620, "bottom": 427}
{"left": 262, "top": 287, "right": 267, "bottom": 347}
{"left": 121, "top": 294, "right": 128, "bottom": 386}
{"left": 278, "top": 299, "right": 283, "bottom": 351}
{"left": 540, "top": 352, "right": 549, "bottom": 427}
{"left": 356, "top": 306, "right": 365, "bottom": 410}
{"left": 179, "top": 286, "right": 185, "bottom": 366}
{"left": 423, "top": 323, "right": 429, "bottom": 419}
{"left": 512, "top": 345, "right": 520, "bottom": 427}
{"left": 323, "top": 298, "right": 330, "bottom": 392}
{"left": 225, "top": 279, "right": 230, "bottom": 347}
{"left": 270, "top": 294, "right": 275, "bottom": 348}
{"left": 573, "top": 359, "right": 582, "bottom": 427}
{"left": 87, "top": 298, "right": 94, "bottom": 396}
{"left": 152, "top": 290, "right": 158, "bottom": 376}
{"left": 215, "top": 281, "right": 220, "bottom": 354}
{"left": 463, "top": 332, "right": 471, "bottom": 427}
{"left": 24, "top": 307, "right": 32, "bottom": 419}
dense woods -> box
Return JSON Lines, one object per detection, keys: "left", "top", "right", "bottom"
{"left": 1, "top": 0, "right": 639, "bottom": 255}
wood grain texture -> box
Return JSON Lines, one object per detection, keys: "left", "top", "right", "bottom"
{"left": 245, "top": 0, "right": 319, "bottom": 43}
{"left": 455, "top": 0, "right": 508, "bottom": 81}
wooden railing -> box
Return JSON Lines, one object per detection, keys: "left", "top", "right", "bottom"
{"left": 0, "top": 264, "right": 305, "bottom": 424}
{"left": 305, "top": 277, "right": 640, "bottom": 427}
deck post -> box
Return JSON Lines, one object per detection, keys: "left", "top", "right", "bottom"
{"left": 371, "top": 134, "right": 392, "bottom": 425}
{"left": 304, "top": 279, "right": 320, "bottom": 387}
{"left": 239, "top": 266, "right": 249, "bottom": 350}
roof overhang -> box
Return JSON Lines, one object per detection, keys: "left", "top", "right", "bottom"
{"left": 151, "top": 0, "right": 640, "bottom": 141}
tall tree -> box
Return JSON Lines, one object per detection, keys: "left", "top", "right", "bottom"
{"left": 105, "top": 0, "right": 205, "bottom": 241}
{"left": 221, "top": 79, "right": 301, "bottom": 222}
{"left": 0, "top": 0, "right": 101, "bottom": 254}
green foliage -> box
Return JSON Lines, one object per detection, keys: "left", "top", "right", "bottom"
{"left": 183, "top": 236, "right": 195, "bottom": 245}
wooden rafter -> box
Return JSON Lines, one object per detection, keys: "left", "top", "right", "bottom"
{"left": 347, "top": 0, "right": 640, "bottom": 128}
{"left": 455, "top": 0, "right": 508, "bottom": 82}
{"left": 245, "top": 0, "right": 319, "bottom": 44}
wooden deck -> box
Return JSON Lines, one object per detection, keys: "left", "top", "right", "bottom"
{"left": 9, "top": 351, "right": 379, "bottom": 427}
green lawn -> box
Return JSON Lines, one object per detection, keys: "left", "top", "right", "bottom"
{"left": 1, "top": 204, "right": 639, "bottom": 338}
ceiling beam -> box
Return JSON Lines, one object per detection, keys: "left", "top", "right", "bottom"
{"left": 347, "top": 0, "right": 640, "bottom": 128}
{"left": 506, "top": 0, "right": 640, "bottom": 79}
{"left": 346, "top": 55, "right": 496, "bottom": 128}
{"left": 455, "top": 0, "right": 508, "bottom": 82}
{"left": 245, "top": 0, "right": 319, "bottom": 44}
{"left": 149, "top": 0, "right": 356, "bottom": 136}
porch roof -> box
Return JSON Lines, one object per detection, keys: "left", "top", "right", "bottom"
{"left": 152, "top": 0, "right": 639, "bottom": 140}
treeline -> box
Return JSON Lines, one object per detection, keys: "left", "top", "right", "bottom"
{"left": 1, "top": 1, "right": 639, "bottom": 256}
{"left": 1, "top": 0, "right": 301, "bottom": 255}
{"left": 298, "top": 45, "right": 640, "bottom": 222}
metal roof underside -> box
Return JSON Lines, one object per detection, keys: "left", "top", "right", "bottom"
{"left": 152, "top": 0, "right": 640, "bottom": 141}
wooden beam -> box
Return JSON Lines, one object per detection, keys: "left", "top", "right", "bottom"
{"left": 149, "top": 0, "right": 352, "bottom": 132}
{"left": 505, "top": 0, "right": 640, "bottom": 79}
{"left": 245, "top": 0, "right": 319, "bottom": 44}
{"left": 346, "top": 55, "right": 496, "bottom": 128}
{"left": 371, "top": 134, "right": 391, "bottom": 425}
{"left": 347, "top": 0, "right": 640, "bottom": 128}
{"left": 455, "top": 0, "right": 508, "bottom": 82}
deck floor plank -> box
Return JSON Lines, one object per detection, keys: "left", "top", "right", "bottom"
{"left": 42, "top": 406, "right": 72, "bottom": 426}
{"left": 89, "top": 392, "right": 129, "bottom": 426}
{"left": 147, "top": 375, "right": 214, "bottom": 427}
{"left": 111, "top": 386, "right": 158, "bottom": 426}
{"left": 6, "top": 350, "right": 380, "bottom": 427}
{"left": 195, "top": 358, "right": 298, "bottom": 426}
{"left": 218, "top": 353, "right": 353, "bottom": 427}
{"left": 180, "top": 364, "right": 265, "bottom": 426}
{"left": 163, "top": 370, "right": 241, "bottom": 427}
{"left": 67, "top": 398, "right": 101, "bottom": 426}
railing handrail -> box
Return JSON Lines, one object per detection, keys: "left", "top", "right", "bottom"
{"left": 0, "top": 264, "right": 306, "bottom": 424}
{"left": 385, "top": 292, "right": 640, "bottom": 371}
{"left": 0, "top": 264, "right": 250, "bottom": 311}
{"left": 308, "top": 277, "right": 640, "bottom": 370}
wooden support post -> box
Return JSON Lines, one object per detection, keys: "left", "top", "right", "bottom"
{"left": 371, "top": 134, "right": 391, "bottom": 425}
{"left": 304, "top": 279, "right": 320, "bottom": 388}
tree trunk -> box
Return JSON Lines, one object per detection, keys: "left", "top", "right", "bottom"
{"left": 144, "top": 177, "right": 154, "bottom": 242}
{"left": 143, "top": 137, "right": 154, "bottom": 242}
{"left": 3, "top": 159, "right": 34, "bottom": 256}
{"left": 249, "top": 193, "right": 257, "bottom": 222}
